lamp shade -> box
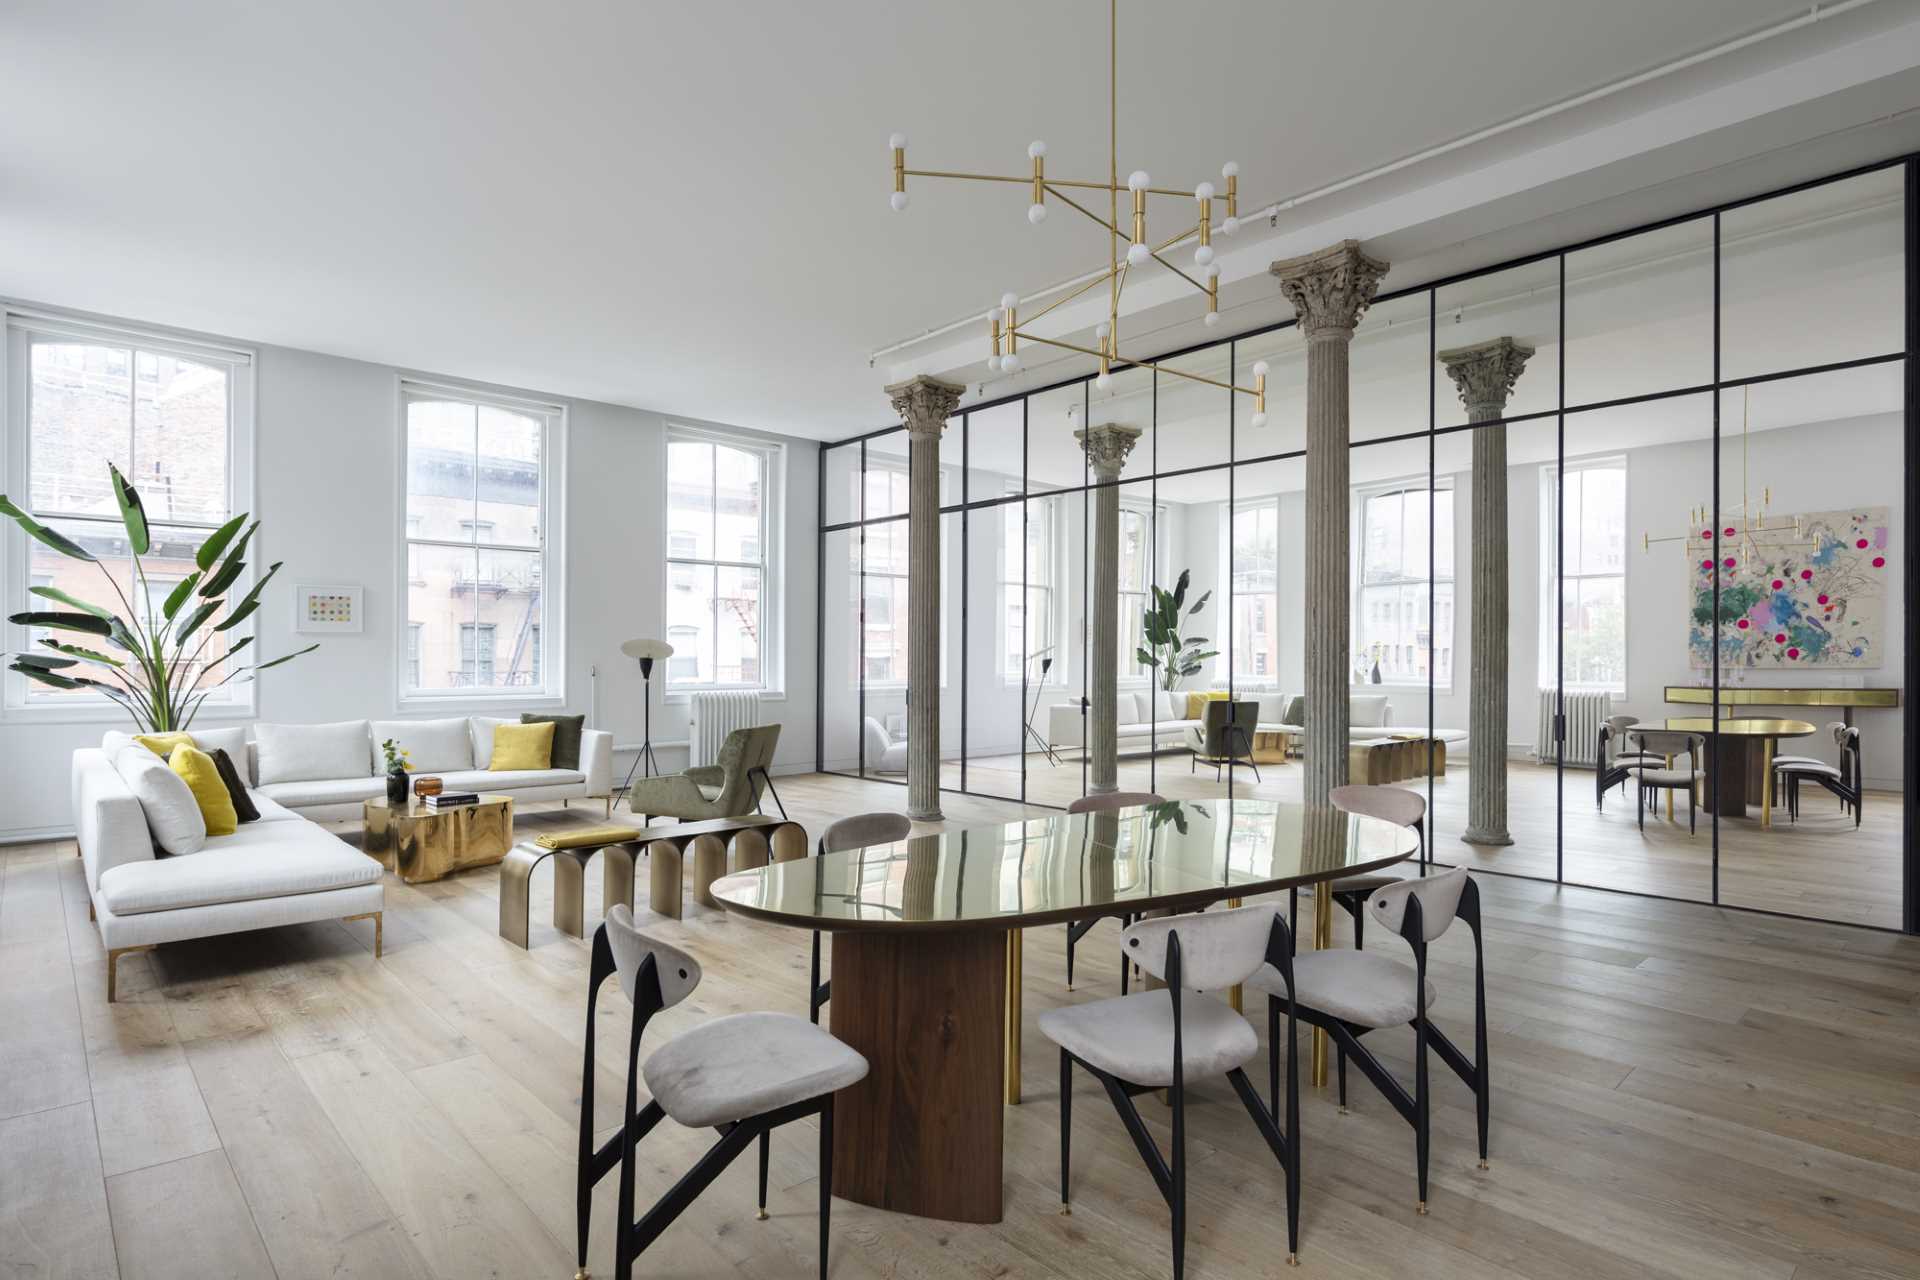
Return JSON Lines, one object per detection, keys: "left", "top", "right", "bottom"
{"left": 620, "top": 638, "right": 675, "bottom": 661}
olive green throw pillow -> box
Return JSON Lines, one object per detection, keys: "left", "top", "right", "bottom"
{"left": 520, "top": 713, "right": 585, "bottom": 770}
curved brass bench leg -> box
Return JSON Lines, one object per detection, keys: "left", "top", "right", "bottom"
{"left": 603, "top": 843, "right": 638, "bottom": 916}
{"left": 691, "top": 834, "right": 730, "bottom": 909}
{"left": 770, "top": 822, "right": 809, "bottom": 863}
{"left": 499, "top": 844, "right": 550, "bottom": 949}
{"left": 649, "top": 840, "right": 685, "bottom": 918}
{"left": 733, "top": 828, "right": 771, "bottom": 873}
{"left": 552, "top": 850, "right": 591, "bottom": 939}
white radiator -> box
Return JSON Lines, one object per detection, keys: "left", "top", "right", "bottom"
{"left": 688, "top": 691, "right": 759, "bottom": 767}
{"left": 1536, "top": 689, "right": 1611, "bottom": 766}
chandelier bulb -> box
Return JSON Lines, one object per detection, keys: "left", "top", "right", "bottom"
{"left": 1195, "top": 181, "right": 1215, "bottom": 201}
{"left": 1222, "top": 215, "right": 1238, "bottom": 236}
{"left": 1127, "top": 242, "right": 1150, "bottom": 266}
{"left": 1000, "top": 292, "right": 1020, "bottom": 312}
{"left": 1251, "top": 411, "right": 1268, "bottom": 429}
{"left": 889, "top": 131, "right": 908, "bottom": 151}
{"left": 1028, "top": 139, "right": 1048, "bottom": 158}
{"left": 1001, "top": 351, "right": 1022, "bottom": 373}
{"left": 1221, "top": 161, "right": 1239, "bottom": 179}
{"left": 1094, "top": 321, "right": 1112, "bottom": 342}
{"left": 890, "top": 191, "right": 909, "bottom": 212}
{"left": 1203, "top": 261, "right": 1221, "bottom": 280}
{"left": 1204, "top": 312, "right": 1220, "bottom": 327}
{"left": 1194, "top": 244, "right": 1215, "bottom": 267}
{"left": 1127, "top": 170, "right": 1150, "bottom": 192}
{"left": 1028, "top": 203, "right": 1047, "bottom": 225}
{"left": 1095, "top": 373, "right": 1111, "bottom": 390}
{"left": 1252, "top": 361, "right": 1270, "bottom": 378}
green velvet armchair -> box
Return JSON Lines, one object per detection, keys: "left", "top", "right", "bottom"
{"left": 626, "top": 724, "right": 783, "bottom": 822}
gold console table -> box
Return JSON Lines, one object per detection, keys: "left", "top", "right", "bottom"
{"left": 1664, "top": 686, "right": 1900, "bottom": 728}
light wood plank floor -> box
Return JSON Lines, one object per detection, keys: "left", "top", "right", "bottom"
{"left": 937, "top": 753, "right": 1906, "bottom": 929}
{"left": 5, "top": 772, "right": 1918, "bottom": 1279}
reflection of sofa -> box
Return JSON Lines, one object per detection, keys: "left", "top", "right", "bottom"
{"left": 863, "top": 715, "right": 909, "bottom": 774}
{"left": 1046, "top": 690, "right": 1201, "bottom": 756}
{"left": 1046, "top": 688, "right": 1469, "bottom": 758}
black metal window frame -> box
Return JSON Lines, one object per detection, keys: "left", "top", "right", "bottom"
{"left": 817, "top": 151, "right": 1920, "bottom": 936}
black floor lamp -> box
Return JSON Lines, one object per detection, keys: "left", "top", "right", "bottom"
{"left": 1025, "top": 646, "right": 1062, "bottom": 766}
{"left": 615, "top": 638, "right": 673, "bottom": 799}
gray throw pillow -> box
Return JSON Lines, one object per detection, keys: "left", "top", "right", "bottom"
{"left": 520, "top": 713, "right": 585, "bottom": 770}
{"left": 1283, "top": 696, "right": 1306, "bottom": 728}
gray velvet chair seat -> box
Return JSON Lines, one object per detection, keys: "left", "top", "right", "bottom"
{"left": 1251, "top": 950, "right": 1436, "bottom": 1029}
{"left": 640, "top": 1009, "right": 868, "bottom": 1129}
{"left": 1636, "top": 767, "right": 1702, "bottom": 786}
{"left": 1037, "top": 989, "right": 1257, "bottom": 1086}
{"left": 1323, "top": 871, "right": 1402, "bottom": 897}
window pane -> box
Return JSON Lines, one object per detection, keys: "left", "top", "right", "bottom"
{"left": 468, "top": 548, "right": 543, "bottom": 689}
{"left": 666, "top": 440, "right": 714, "bottom": 562}
{"left": 30, "top": 342, "right": 132, "bottom": 518}
{"left": 666, "top": 561, "right": 714, "bottom": 684}
{"left": 1575, "top": 467, "right": 1626, "bottom": 577}
{"left": 1563, "top": 575, "right": 1625, "bottom": 690}
{"left": 475, "top": 406, "right": 542, "bottom": 547}
{"left": 714, "top": 565, "right": 762, "bottom": 685}
{"left": 132, "top": 352, "right": 228, "bottom": 525}
{"left": 407, "top": 543, "right": 479, "bottom": 692}
{"left": 713, "top": 445, "right": 763, "bottom": 563}
{"left": 407, "top": 399, "right": 478, "bottom": 540}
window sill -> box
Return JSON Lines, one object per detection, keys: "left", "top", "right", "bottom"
{"left": 2, "top": 698, "right": 255, "bottom": 727}
{"left": 398, "top": 690, "right": 568, "bottom": 713}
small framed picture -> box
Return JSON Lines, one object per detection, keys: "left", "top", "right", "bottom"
{"left": 295, "top": 584, "right": 363, "bottom": 633}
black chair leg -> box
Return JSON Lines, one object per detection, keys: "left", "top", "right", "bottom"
{"left": 1337, "top": 1044, "right": 1348, "bottom": 1112}
{"left": 818, "top": 1098, "right": 833, "bottom": 1279}
{"left": 1066, "top": 929, "right": 1076, "bottom": 991}
{"left": 1353, "top": 900, "right": 1365, "bottom": 951}
{"left": 1058, "top": 1049, "right": 1072, "bottom": 1214}
{"left": 1415, "top": 1014, "right": 1431, "bottom": 1214}
{"left": 757, "top": 1130, "right": 770, "bottom": 1221}
{"left": 1171, "top": 1079, "right": 1187, "bottom": 1280}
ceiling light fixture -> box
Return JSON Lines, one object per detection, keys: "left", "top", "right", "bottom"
{"left": 887, "top": 0, "right": 1266, "bottom": 424}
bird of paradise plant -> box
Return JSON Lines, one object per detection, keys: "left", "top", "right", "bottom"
{"left": 2, "top": 463, "right": 316, "bottom": 731}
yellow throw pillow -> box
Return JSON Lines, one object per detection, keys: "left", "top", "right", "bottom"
{"left": 169, "top": 744, "right": 238, "bottom": 837}
{"left": 136, "top": 732, "right": 196, "bottom": 760}
{"left": 488, "top": 719, "right": 555, "bottom": 771}
{"left": 1185, "top": 690, "right": 1229, "bottom": 721}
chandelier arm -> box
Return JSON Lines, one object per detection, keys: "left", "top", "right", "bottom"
{"left": 1149, "top": 251, "right": 1211, "bottom": 297}
{"left": 1015, "top": 265, "right": 1122, "bottom": 330}
{"left": 1011, "top": 330, "right": 1257, "bottom": 397}
{"left": 907, "top": 168, "right": 1202, "bottom": 199}
{"left": 1044, "top": 184, "right": 1123, "bottom": 237}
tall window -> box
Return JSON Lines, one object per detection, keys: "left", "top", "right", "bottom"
{"left": 1118, "top": 506, "right": 1154, "bottom": 678}
{"left": 7, "top": 316, "right": 253, "bottom": 712}
{"left": 1355, "top": 482, "right": 1454, "bottom": 686}
{"left": 1230, "top": 500, "right": 1280, "bottom": 681}
{"left": 402, "top": 383, "right": 560, "bottom": 701}
{"left": 1002, "top": 493, "right": 1055, "bottom": 681}
{"left": 1545, "top": 459, "right": 1628, "bottom": 691}
{"left": 666, "top": 429, "right": 779, "bottom": 689}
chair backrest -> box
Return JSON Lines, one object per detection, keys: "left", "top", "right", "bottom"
{"left": 1120, "top": 901, "right": 1279, "bottom": 991}
{"left": 1633, "top": 729, "right": 1698, "bottom": 758}
{"left": 1329, "top": 783, "right": 1425, "bottom": 830}
{"left": 1367, "top": 865, "right": 1469, "bottom": 943}
{"left": 1200, "top": 700, "right": 1258, "bottom": 755}
{"left": 1067, "top": 791, "right": 1164, "bottom": 814}
{"left": 819, "top": 811, "right": 911, "bottom": 855}
{"left": 1604, "top": 713, "right": 1637, "bottom": 734}
{"left": 604, "top": 904, "right": 702, "bottom": 1008}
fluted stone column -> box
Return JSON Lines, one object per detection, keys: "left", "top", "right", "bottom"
{"left": 1075, "top": 423, "right": 1143, "bottom": 793}
{"left": 1438, "top": 338, "right": 1534, "bottom": 846}
{"left": 1270, "top": 241, "right": 1389, "bottom": 806}
{"left": 885, "top": 375, "right": 965, "bottom": 821}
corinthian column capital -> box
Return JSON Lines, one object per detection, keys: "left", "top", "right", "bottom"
{"left": 1438, "top": 336, "right": 1536, "bottom": 421}
{"left": 1269, "top": 240, "right": 1390, "bottom": 340}
{"left": 1073, "top": 422, "right": 1143, "bottom": 480}
{"left": 885, "top": 374, "right": 965, "bottom": 438}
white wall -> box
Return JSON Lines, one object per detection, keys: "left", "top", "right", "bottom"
{"left": 1, "top": 312, "right": 818, "bottom": 841}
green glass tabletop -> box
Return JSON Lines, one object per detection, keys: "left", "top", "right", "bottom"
{"left": 710, "top": 797, "right": 1419, "bottom": 933}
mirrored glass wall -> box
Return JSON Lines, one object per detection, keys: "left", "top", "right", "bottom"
{"left": 819, "top": 160, "right": 1912, "bottom": 930}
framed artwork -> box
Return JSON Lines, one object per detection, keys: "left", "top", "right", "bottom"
{"left": 1688, "top": 507, "right": 1890, "bottom": 669}
{"left": 296, "top": 584, "right": 364, "bottom": 634}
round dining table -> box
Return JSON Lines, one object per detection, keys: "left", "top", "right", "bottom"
{"left": 711, "top": 797, "right": 1418, "bottom": 1225}
{"left": 1635, "top": 716, "right": 1817, "bottom": 827}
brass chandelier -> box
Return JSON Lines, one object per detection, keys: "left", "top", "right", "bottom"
{"left": 887, "top": 0, "right": 1270, "bottom": 426}
{"left": 1642, "top": 386, "right": 1809, "bottom": 570}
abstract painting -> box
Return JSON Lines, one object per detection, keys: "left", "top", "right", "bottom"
{"left": 1688, "top": 507, "right": 1888, "bottom": 669}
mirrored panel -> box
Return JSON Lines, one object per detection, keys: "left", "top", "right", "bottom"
{"left": 1350, "top": 291, "right": 1430, "bottom": 443}
{"left": 1566, "top": 217, "right": 1713, "bottom": 407}
{"left": 1234, "top": 327, "right": 1307, "bottom": 460}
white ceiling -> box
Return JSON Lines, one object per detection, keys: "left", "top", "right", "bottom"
{"left": 5, "top": 0, "right": 1920, "bottom": 441}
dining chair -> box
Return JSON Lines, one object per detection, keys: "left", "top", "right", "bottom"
{"left": 1063, "top": 791, "right": 1162, "bottom": 992}
{"left": 1596, "top": 717, "right": 1662, "bottom": 812}
{"left": 1778, "top": 725, "right": 1863, "bottom": 826}
{"left": 1771, "top": 719, "right": 1848, "bottom": 771}
{"left": 1288, "top": 784, "right": 1426, "bottom": 951}
{"left": 1041, "top": 903, "right": 1303, "bottom": 1273}
{"left": 1630, "top": 729, "right": 1703, "bottom": 833}
{"left": 1190, "top": 699, "right": 1262, "bottom": 782}
{"left": 575, "top": 904, "right": 868, "bottom": 1280}
{"left": 1248, "top": 866, "right": 1488, "bottom": 1216}
{"left": 809, "top": 812, "right": 911, "bottom": 1022}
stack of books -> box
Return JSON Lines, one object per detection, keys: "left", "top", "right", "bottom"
{"left": 423, "top": 791, "right": 481, "bottom": 811}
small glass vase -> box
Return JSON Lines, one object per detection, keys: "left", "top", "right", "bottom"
{"left": 386, "top": 768, "right": 410, "bottom": 805}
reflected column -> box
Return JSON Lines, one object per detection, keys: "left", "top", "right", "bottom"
{"left": 1438, "top": 338, "right": 1534, "bottom": 847}
{"left": 1271, "top": 240, "right": 1390, "bottom": 804}
{"left": 886, "top": 374, "right": 966, "bottom": 820}
{"left": 1076, "top": 422, "right": 1143, "bottom": 794}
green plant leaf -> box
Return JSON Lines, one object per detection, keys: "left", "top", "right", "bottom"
{"left": 108, "top": 616, "right": 141, "bottom": 653}
{"left": 195, "top": 514, "right": 249, "bottom": 571}
{"left": 9, "top": 610, "right": 113, "bottom": 637}
{"left": 198, "top": 556, "right": 246, "bottom": 599}
{"left": 251, "top": 643, "right": 319, "bottom": 672}
{"left": 12, "top": 652, "right": 77, "bottom": 670}
{"left": 11, "top": 661, "right": 83, "bottom": 689}
{"left": 1189, "top": 590, "right": 1212, "bottom": 613}
{"left": 213, "top": 597, "right": 259, "bottom": 632}
{"left": 28, "top": 586, "right": 113, "bottom": 619}
{"left": 175, "top": 600, "right": 220, "bottom": 643}
{"left": 1135, "top": 647, "right": 1158, "bottom": 667}
{"left": 219, "top": 520, "right": 259, "bottom": 572}
{"left": 107, "top": 464, "right": 150, "bottom": 556}
{"left": 0, "top": 497, "right": 95, "bottom": 561}
{"left": 163, "top": 573, "right": 202, "bottom": 619}
{"left": 219, "top": 561, "right": 280, "bottom": 620}
{"left": 40, "top": 639, "right": 125, "bottom": 667}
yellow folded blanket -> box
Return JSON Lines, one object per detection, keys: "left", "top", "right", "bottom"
{"left": 534, "top": 826, "right": 645, "bottom": 850}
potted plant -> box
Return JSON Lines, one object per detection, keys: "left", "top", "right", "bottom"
{"left": 2, "top": 463, "right": 317, "bottom": 729}
{"left": 1136, "top": 570, "right": 1217, "bottom": 692}
{"left": 380, "top": 738, "right": 413, "bottom": 804}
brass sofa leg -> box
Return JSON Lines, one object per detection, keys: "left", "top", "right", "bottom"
{"left": 344, "top": 911, "right": 384, "bottom": 958}
{"left": 106, "top": 945, "right": 155, "bottom": 1003}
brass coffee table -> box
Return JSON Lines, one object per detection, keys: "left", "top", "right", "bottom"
{"left": 363, "top": 794, "right": 514, "bottom": 884}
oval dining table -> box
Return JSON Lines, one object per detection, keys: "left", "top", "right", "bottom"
{"left": 1636, "top": 716, "right": 1816, "bottom": 827}
{"left": 711, "top": 797, "right": 1419, "bottom": 1225}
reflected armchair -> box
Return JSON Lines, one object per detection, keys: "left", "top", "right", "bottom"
{"left": 627, "top": 724, "right": 782, "bottom": 822}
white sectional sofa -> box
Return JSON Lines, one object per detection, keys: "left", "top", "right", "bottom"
{"left": 73, "top": 716, "right": 612, "bottom": 1000}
